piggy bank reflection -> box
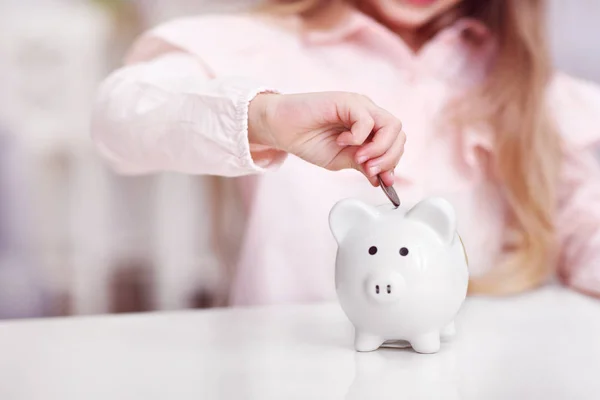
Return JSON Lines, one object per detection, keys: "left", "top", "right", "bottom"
{"left": 345, "top": 348, "right": 461, "bottom": 400}
{"left": 329, "top": 197, "right": 469, "bottom": 354}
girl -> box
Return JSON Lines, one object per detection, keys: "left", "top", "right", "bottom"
{"left": 91, "top": 0, "right": 600, "bottom": 305}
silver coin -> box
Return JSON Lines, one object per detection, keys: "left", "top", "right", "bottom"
{"left": 377, "top": 175, "right": 401, "bottom": 207}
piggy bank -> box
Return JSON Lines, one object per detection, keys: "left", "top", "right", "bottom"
{"left": 329, "top": 197, "right": 469, "bottom": 354}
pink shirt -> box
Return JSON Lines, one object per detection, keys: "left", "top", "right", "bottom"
{"left": 91, "top": 9, "right": 600, "bottom": 305}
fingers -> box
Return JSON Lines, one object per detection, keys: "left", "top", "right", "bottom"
{"left": 331, "top": 93, "right": 405, "bottom": 187}
{"left": 379, "top": 170, "right": 395, "bottom": 187}
{"left": 336, "top": 111, "right": 374, "bottom": 146}
{"left": 358, "top": 166, "right": 382, "bottom": 187}
{"left": 354, "top": 109, "right": 405, "bottom": 187}
{"left": 354, "top": 111, "right": 402, "bottom": 164}
{"left": 335, "top": 95, "right": 377, "bottom": 146}
{"left": 327, "top": 145, "right": 381, "bottom": 187}
{"left": 363, "top": 132, "right": 406, "bottom": 183}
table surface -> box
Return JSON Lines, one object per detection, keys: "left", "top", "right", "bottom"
{"left": 0, "top": 286, "right": 599, "bottom": 400}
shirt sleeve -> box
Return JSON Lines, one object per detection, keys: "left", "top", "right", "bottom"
{"left": 552, "top": 74, "right": 600, "bottom": 297}
{"left": 91, "top": 51, "right": 287, "bottom": 176}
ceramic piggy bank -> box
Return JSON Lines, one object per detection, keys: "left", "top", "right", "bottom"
{"left": 329, "top": 197, "right": 469, "bottom": 354}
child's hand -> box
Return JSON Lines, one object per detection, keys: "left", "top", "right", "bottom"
{"left": 249, "top": 92, "right": 405, "bottom": 187}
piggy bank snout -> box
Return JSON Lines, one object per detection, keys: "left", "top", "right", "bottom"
{"left": 365, "top": 271, "right": 405, "bottom": 303}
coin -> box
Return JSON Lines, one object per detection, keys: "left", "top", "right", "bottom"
{"left": 377, "top": 175, "right": 401, "bottom": 208}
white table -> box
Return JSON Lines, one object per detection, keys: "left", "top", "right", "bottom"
{"left": 0, "top": 286, "right": 599, "bottom": 400}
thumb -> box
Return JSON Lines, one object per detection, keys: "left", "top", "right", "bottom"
{"left": 328, "top": 146, "right": 379, "bottom": 186}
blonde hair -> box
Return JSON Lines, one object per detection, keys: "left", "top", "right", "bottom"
{"left": 260, "top": 0, "right": 561, "bottom": 296}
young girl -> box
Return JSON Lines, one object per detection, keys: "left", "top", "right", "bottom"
{"left": 91, "top": 0, "right": 600, "bottom": 305}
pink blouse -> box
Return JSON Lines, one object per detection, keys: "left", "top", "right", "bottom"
{"left": 91, "top": 9, "right": 600, "bottom": 305}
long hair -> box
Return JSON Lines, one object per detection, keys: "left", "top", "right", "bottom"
{"left": 259, "top": 0, "right": 561, "bottom": 295}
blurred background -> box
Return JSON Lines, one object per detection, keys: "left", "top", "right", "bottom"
{"left": 0, "top": 0, "right": 598, "bottom": 320}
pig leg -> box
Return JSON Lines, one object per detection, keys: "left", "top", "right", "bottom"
{"left": 354, "top": 331, "right": 384, "bottom": 352}
{"left": 440, "top": 321, "right": 456, "bottom": 342}
{"left": 410, "top": 332, "right": 441, "bottom": 354}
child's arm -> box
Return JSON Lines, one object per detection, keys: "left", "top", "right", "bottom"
{"left": 91, "top": 51, "right": 286, "bottom": 176}
{"left": 91, "top": 47, "right": 404, "bottom": 186}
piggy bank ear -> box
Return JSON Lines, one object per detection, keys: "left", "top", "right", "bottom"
{"left": 329, "top": 199, "right": 379, "bottom": 244}
{"left": 406, "top": 197, "right": 456, "bottom": 245}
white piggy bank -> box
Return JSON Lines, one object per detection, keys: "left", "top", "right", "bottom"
{"left": 329, "top": 197, "right": 469, "bottom": 354}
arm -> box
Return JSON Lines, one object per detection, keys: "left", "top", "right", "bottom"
{"left": 91, "top": 51, "right": 286, "bottom": 176}
{"left": 556, "top": 142, "right": 600, "bottom": 297}
{"left": 91, "top": 46, "right": 405, "bottom": 185}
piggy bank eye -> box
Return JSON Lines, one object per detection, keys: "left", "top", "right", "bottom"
{"left": 368, "top": 246, "right": 378, "bottom": 255}
{"left": 399, "top": 247, "right": 409, "bottom": 256}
